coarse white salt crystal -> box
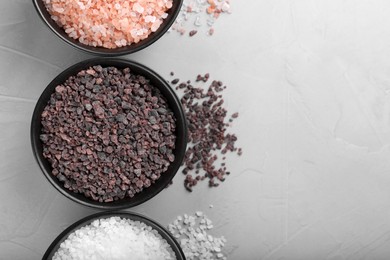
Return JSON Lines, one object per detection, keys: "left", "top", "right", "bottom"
{"left": 221, "top": 2, "right": 230, "bottom": 12}
{"left": 168, "top": 212, "right": 227, "bottom": 260}
{"left": 194, "top": 16, "right": 201, "bottom": 26}
{"left": 53, "top": 217, "right": 175, "bottom": 260}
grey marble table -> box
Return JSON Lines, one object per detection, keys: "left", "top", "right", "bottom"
{"left": 2, "top": 0, "right": 390, "bottom": 259}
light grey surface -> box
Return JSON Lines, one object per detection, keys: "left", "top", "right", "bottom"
{"left": 2, "top": 0, "right": 390, "bottom": 259}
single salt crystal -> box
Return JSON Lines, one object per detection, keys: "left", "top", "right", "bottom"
{"left": 194, "top": 16, "right": 201, "bottom": 26}
{"left": 65, "top": 27, "right": 74, "bottom": 34}
{"left": 77, "top": 2, "right": 85, "bottom": 10}
{"left": 207, "top": 18, "right": 214, "bottom": 26}
{"left": 151, "top": 21, "right": 162, "bottom": 32}
{"left": 221, "top": 2, "right": 230, "bottom": 12}
{"left": 53, "top": 6, "right": 64, "bottom": 13}
{"left": 137, "top": 29, "right": 145, "bottom": 36}
{"left": 188, "top": 216, "right": 196, "bottom": 224}
{"left": 133, "top": 2, "right": 144, "bottom": 13}
{"left": 131, "top": 29, "right": 138, "bottom": 37}
{"left": 115, "top": 40, "right": 122, "bottom": 47}
{"left": 145, "top": 15, "right": 157, "bottom": 23}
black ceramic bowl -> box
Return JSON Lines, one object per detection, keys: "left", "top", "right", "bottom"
{"left": 43, "top": 211, "right": 186, "bottom": 260}
{"left": 31, "top": 58, "right": 187, "bottom": 210}
{"left": 32, "top": 0, "right": 183, "bottom": 56}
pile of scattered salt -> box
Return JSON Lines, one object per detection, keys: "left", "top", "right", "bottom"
{"left": 53, "top": 217, "right": 176, "bottom": 260}
{"left": 169, "top": 73, "right": 242, "bottom": 191}
{"left": 170, "top": 0, "right": 231, "bottom": 36}
{"left": 168, "top": 212, "right": 227, "bottom": 260}
{"left": 44, "top": 0, "right": 173, "bottom": 48}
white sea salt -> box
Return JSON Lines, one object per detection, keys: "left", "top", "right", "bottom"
{"left": 53, "top": 217, "right": 176, "bottom": 260}
{"left": 168, "top": 212, "right": 227, "bottom": 260}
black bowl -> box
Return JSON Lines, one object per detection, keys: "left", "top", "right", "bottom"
{"left": 32, "top": 0, "right": 183, "bottom": 56}
{"left": 31, "top": 58, "right": 187, "bottom": 209}
{"left": 42, "top": 211, "right": 186, "bottom": 260}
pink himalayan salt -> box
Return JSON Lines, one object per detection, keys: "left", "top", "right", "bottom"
{"left": 44, "top": 0, "right": 173, "bottom": 49}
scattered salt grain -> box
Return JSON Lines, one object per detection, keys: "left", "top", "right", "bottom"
{"left": 44, "top": 0, "right": 173, "bottom": 49}
{"left": 53, "top": 217, "right": 176, "bottom": 260}
{"left": 168, "top": 212, "right": 227, "bottom": 260}
{"left": 169, "top": 73, "right": 242, "bottom": 191}
{"left": 170, "top": 0, "right": 231, "bottom": 36}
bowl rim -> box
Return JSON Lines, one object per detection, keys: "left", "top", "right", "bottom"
{"left": 42, "top": 211, "right": 186, "bottom": 260}
{"left": 31, "top": 57, "right": 187, "bottom": 210}
{"left": 32, "top": 0, "right": 183, "bottom": 56}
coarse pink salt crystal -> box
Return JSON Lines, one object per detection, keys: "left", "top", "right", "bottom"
{"left": 133, "top": 3, "right": 145, "bottom": 13}
{"left": 44, "top": 0, "right": 173, "bottom": 49}
{"left": 145, "top": 15, "right": 156, "bottom": 23}
{"left": 151, "top": 20, "right": 162, "bottom": 32}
